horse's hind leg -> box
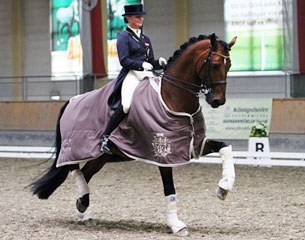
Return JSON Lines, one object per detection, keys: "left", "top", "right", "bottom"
{"left": 72, "top": 155, "right": 109, "bottom": 219}
{"left": 71, "top": 168, "right": 90, "bottom": 214}
{"left": 203, "top": 140, "right": 235, "bottom": 200}
{"left": 159, "top": 167, "right": 189, "bottom": 236}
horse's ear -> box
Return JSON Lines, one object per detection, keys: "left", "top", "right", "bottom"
{"left": 228, "top": 36, "right": 237, "bottom": 48}
{"left": 209, "top": 33, "right": 217, "bottom": 49}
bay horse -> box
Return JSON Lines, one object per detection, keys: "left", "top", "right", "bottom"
{"left": 30, "top": 33, "right": 237, "bottom": 236}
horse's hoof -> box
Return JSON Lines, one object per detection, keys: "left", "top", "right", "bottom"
{"left": 175, "top": 227, "right": 189, "bottom": 237}
{"left": 76, "top": 193, "right": 90, "bottom": 213}
{"left": 77, "top": 211, "right": 94, "bottom": 225}
{"left": 76, "top": 198, "right": 87, "bottom": 213}
{"left": 216, "top": 187, "right": 229, "bottom": 200}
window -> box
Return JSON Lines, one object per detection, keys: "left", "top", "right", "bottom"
{"left": 51, "top": 0, "right": 82, "bottom": 74}
{"left": 225, "top": 0, "right": 284, "bottom": 71}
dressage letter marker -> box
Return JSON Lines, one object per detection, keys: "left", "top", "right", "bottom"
{"left": 247, "top": 137, "right": 271, "bottom": 162}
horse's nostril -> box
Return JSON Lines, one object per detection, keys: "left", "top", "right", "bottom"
{"left": 211, "top": 99, "right": 225, "bottom": 108}
{"left": 211, "top": 100, "right": 219, "bottom": 108}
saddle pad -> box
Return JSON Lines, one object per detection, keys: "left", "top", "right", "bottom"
{"left": 57, "top": 78, "right": 206, "bottom": 167}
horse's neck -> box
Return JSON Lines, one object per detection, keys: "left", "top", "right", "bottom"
{"left": 160, "top": 41, "right": 212, "bottom": 114}
{"left": 161, "top": 67, "right": 200, "bottom": 114}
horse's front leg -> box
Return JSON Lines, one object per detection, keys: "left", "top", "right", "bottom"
{"left": 203, "top": 140, "right": 235, "bottom": 200}
{"left": 158, "top": 167, "right": 189, "bottom": 236}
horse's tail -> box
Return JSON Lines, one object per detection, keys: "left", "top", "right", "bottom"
{"left": 30, "top": 101, "right": 70, "bottom": 199}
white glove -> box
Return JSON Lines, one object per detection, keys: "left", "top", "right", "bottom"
{"left": 142, "top": 61, "right": 153, "bottom": 71}
{"left": 159, "top": 57, "right": 167, "bottom": 67}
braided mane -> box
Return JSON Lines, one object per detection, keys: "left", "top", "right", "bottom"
{"left": 165, "top": 34, "right": 229, "bottom": 69}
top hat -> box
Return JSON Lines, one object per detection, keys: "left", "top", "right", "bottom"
{"left": 122, "top": 4, "right": 146, "bottom": 16}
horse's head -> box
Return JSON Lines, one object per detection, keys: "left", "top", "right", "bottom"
{"left": 162, "top": 34, "right": 237, "bottom": 113}
{"left": 195, "top": 33, "right": 237, "bottom": 108}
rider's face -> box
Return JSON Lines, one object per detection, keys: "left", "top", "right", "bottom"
{"left": 126, "top": 15, "right": 144, "bottom": 29}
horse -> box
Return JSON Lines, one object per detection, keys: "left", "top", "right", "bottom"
{"left": 30, "top": 33, "right": 237, "bottom": 236}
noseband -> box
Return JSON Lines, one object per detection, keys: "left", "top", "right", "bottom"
{"left": 161, "top": 47, "right": 230, "bottom": 97}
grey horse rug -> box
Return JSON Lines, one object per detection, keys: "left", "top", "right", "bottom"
{"left": 57, "top": 77, "right": 206, "bottom": 167}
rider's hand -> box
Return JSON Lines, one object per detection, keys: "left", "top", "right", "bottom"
{"left": 158, "top": 57, "right": 167, "bottom": 68}
{"left": 142, "top": 61, "right": 153, "bottom": 71}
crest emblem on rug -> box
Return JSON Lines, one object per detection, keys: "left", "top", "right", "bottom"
{"left": 152, "top": 133, "right": 172, "bottom": 157}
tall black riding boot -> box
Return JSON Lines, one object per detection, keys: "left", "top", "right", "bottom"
{"left": 100, "top": 106, "right": 127, "bottom": 154}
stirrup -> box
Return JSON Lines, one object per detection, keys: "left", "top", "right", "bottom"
{"left": 100, "top": 135, "right": 113, "bottom": 155}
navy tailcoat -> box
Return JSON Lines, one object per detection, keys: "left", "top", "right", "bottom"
{"left": 108, "top": 27, "right": 162, "bottom": 109}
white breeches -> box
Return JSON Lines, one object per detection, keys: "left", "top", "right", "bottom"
{"left": 121, "top": 70, "right": 153, "bottom": 114}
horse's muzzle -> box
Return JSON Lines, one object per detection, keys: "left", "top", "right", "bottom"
{"left": 209, "top": 98, "right": 226, "bottom": 108}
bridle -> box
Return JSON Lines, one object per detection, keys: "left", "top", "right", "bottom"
{"left": 160, "top": 46, "right": 230, "bottom": 98}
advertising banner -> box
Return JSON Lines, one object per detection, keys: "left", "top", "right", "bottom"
{"left": 51, "top": 0, "right": 82, "bottom": 75}
{"left": 200, "top": 98, "right": 273, "bottom": 140}
{"left": 225, "top": 0, "right": 284, "bottom": 71}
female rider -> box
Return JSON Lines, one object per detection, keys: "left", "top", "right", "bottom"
{"left": 101, "top": 4, "right": 167, "bottom": 154}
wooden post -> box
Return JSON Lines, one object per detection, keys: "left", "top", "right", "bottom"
{"left": 10, "top": 0, "right": 24, "bottom": 100}
{"left": 174, "top": 0, "right": 189, "bottom": 49}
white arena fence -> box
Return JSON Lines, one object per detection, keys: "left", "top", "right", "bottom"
{"left": 0, "top": 146, "right": 305, "bottom": 167}
{"left": 195, "top": 151, "right": 305, "bottom": 167}
{"left": 0, "top": 146, "right": 55, "bottom": 159}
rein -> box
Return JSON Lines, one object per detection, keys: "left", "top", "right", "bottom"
{"left": 161, "top": 73, "right": 209, "bottom": 97}
{"left": 160, "top": 48, "right": 230, "bottom": 98}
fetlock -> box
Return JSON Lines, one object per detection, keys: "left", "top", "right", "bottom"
{"left": 76, "top": 193, "right": 90, "bottom": 213}
{"left": 165, "top": 194, "right": 187, "bottom": 234}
